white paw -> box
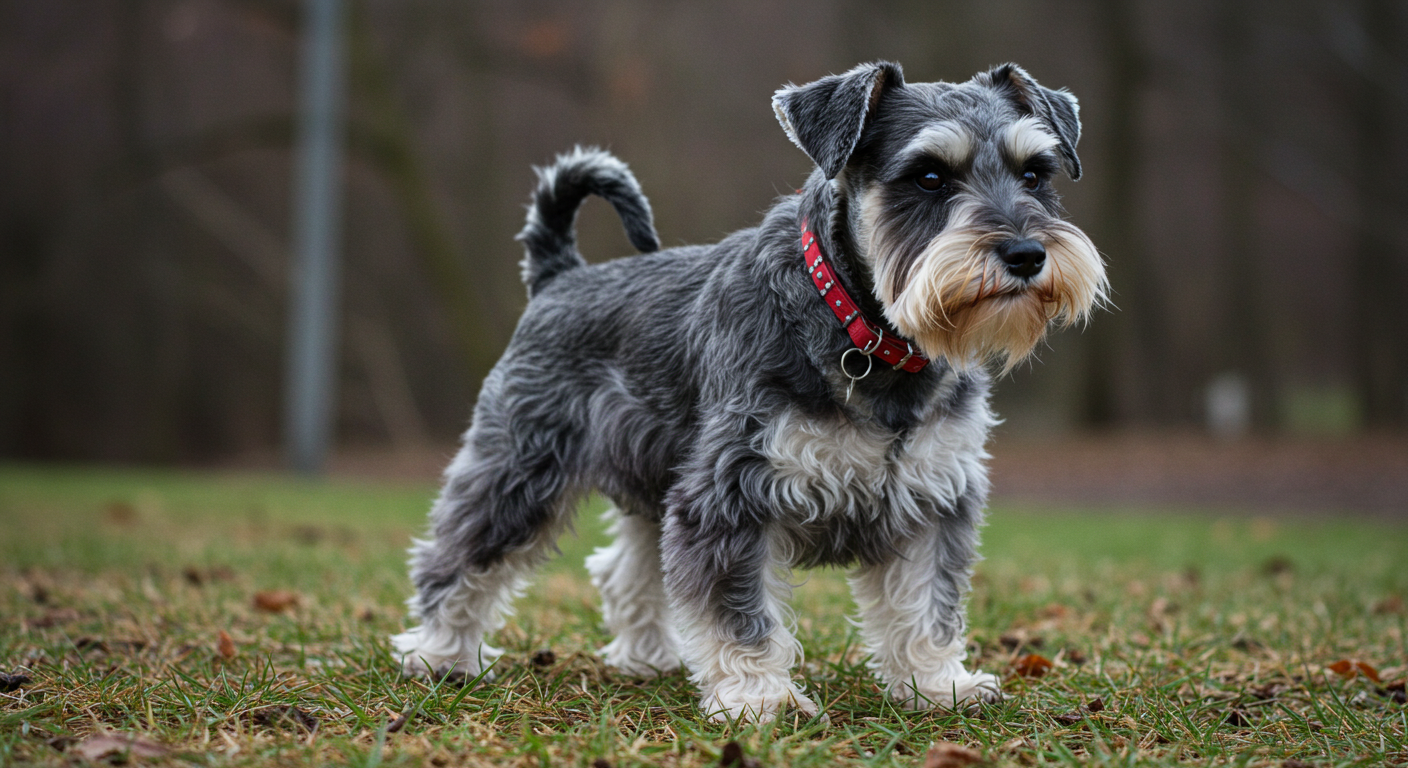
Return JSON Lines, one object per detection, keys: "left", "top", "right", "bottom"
{"left": 391, "top": 627, "right": 501, "bottom": 681}
{"left": 701, "top": 677, "right": 821, "bottom": 723}
{"left": 890, "top": 669, "right": 1003, "bottom": 710}
{"left": 599, "top": 634, "right": 683, "bottom": 678}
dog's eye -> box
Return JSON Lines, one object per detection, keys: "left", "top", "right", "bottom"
{"left": 1021, "top": 171, "right": 1042, "bottom": 190}
{"left": 916, "top": 171, "right": 946, "bottom": 192}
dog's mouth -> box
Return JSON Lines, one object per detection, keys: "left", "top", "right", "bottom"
{"left": 877, "top": 227, "right": 1106, "bottom": 370}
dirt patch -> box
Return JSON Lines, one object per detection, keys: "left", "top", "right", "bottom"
{"left": 988, "top": 432, "right": 1408, "bottom": 517}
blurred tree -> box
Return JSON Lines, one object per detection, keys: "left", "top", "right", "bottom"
{"left": 1352, "top": 0, "right": 1407, "bottom": 429}
{"left": 1217, "top": 0, "right": 1277, "bottom": 432}
{"left": 1083, "top": 0, "right": 1169, "bottom": 426}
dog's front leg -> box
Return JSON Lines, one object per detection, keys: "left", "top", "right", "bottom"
{"left": 660, "top": 444, "right": 817, "bottom": 723}
{"left": 849, "top": 500, "right": 1001, "bottom": 709}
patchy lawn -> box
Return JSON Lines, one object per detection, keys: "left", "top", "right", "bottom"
{"left": 1, "top": 464, "right": 1405, "bottom": 767}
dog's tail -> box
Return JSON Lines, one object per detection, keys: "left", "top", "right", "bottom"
{"left": 516, "top": 146, "right": 660, "bottom": 297}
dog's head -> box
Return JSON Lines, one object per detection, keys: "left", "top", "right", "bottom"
{"left": 774, "top": 62, "right": 1107, "bottom": 371}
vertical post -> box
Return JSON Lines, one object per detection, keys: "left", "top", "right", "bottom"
{"left": 284, "top": 0, "right": 348, "bottom": 474}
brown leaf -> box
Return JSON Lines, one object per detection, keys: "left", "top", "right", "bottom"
{"left": 1013, "top": 653, "right": 1053, "bottom": 678}
{"left": 591, "top": 759, "right": 613, "bottom": 768}
{"left": 924, "top": 741, "right": 983, "bottom": 768}
{"left": 248, "top": 705, "right": 319, "bottom": 733}
{"left": 1085, "top": 696, "right": 1105, "bottom": 713}
{"left": 75, "top": 733, "right": 168, "bottom": 762}
{"left": 216, "top": 630, "right": 236, "bottom": 660}
{"left": 1052, "top": 710, "right": 1083, "bottom": 725}
{"left": 1373, "top": 595, "right": 1405, "bottom": 615}
{"left": 31, "top": 608, "right": 80, "bottom": 628}
{"left": 717, "top": 740, "right": 760, "bottom": 768}
{"left": 75, "top": 637, "right": 106, "bottom": 652}
{"left": 386, "top": 710, "right": 410, "bottom": 734}
{"left": 105, "top": 501, "right": 138, "bottom": 526}
{"left": 1148, "top": 597, "right": 1174, "bottom": 617}
{"left": 998, "top": 631, "right": 1043, "bottom": 652}
{"left": 531, "top": 649, "right": 557, "bottom": 667}
{"left": 1327, "top": 659, "right": 1381, "bottom": 682}
{"left": 253, "top": 590, "right": 298, "bottom": 612}
{"left": 1383, "top": 681, "right": 1406, "bottom": 705}
{"left": 1250, "top": 682, "right": 1285, "bottom": 700}
{"left": 0, "top": 672, "right": 32, "bottom": 692}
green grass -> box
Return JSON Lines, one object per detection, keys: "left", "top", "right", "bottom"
{"left": 2, "top": 463, "right": 1405, "bottom": 767}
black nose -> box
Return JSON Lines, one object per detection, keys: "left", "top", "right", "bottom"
{"left": 996, "top": 238, "right": 1046, "bottom": 279}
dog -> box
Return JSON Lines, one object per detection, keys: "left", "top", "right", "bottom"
{"left": 391, "top": 61, "right": 1105, "bottom": 723}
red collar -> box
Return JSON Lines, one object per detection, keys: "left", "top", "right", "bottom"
{"left": 800, "top": 219, "right": 929, "bottom": 373}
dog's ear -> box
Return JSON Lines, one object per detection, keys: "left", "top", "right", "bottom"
{"left": 979, "top": 64, "right": 1083, "bottom": 180}
{"left": 772, "top": 61, "right": 905, "bottom": 180}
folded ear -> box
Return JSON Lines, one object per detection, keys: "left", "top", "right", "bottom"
{"left": 772, "top": 61, "right": 905, "bottom": 179}
{"left": 979, "top": 64, "right": 1083, "bottom": 180}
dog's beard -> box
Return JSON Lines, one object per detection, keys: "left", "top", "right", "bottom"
{"left": 869, "top": 197, "right": 1107, "bottom": 372}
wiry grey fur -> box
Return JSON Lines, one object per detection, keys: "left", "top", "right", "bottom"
{"left": 393, "top": 61, "right": 1105, "bottom": 723}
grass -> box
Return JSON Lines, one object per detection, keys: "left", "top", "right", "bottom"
{"left": 1, "top": 463, "right": 1405, "bottom": 767}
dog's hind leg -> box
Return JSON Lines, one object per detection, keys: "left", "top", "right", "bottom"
{"left": 848, "top": 494, "right": 1001, "bottom": 709}
{"left": 392, "top": 398, "right": 581, "bottom": 680}
{"left": 585, "top": 505, "right": 682, "bottom": 676}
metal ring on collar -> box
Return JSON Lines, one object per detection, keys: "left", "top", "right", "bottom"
{"left": 840, "top": 347, "right": 874, "bottom": 381}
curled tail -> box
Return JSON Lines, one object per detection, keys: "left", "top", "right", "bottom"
{"left": 516, "top": 147, "right": 660, "bottom": 297}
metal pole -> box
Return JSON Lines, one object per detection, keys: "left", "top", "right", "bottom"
{"left": 284, "top": 0, "right": 348, "bottom": 474}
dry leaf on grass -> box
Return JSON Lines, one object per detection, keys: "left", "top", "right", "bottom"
{"left": 216, "top": 630, "right": 236, "bottom": 660}
{"left": 924, "top": 741, "right": 983, "bottom": 768}
{"left": 386, "top": 709, "right": 410, "bottom": 734}
{"left": 1086, "top": 696, "right": 1105, "bottom": 712}
{"left": 31, "top": 608, "right": 80, "bottom": 628}
{"left": 1327, "top": 659, "right": 1381, "bottom": 682}
{"left": 253, "top": 590, "right": 299, "bottom": 612}
{"left": 105, "top": 501, "right": 138, "bottom": 526}
{"left": 248, "top": 705, "right": 319, "bottom": 733}
{"left": 75, "top": 733, "right": 168, "bottom": 762}
{"left": 1052, "top": 710, "right": 1083, "bottom": 725}
{"left": 0, "top": 672, "right": 32, "bottom": 692}
{"left": 1377, "top": 679, "right": 1405, "bottom": 705}
{"left": 1372, "top": 595, "right": 1404, "bottom": 615}
{"left": 1012, "top": 653, "right": 1053, "bottom": 678}
{"left": 718, "top": 740, "right": 759, "bottom": 768}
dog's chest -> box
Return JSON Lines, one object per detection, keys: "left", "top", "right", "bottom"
{"left": 760, "top": 405, "right": 990, "bottom": 524}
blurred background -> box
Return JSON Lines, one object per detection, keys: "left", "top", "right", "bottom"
{"left": 1, "top": 1, "right": 1404, "bottom": 511}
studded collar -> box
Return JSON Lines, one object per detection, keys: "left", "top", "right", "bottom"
{"left": 800, "top": 218, "right": 929, "bottom": 374}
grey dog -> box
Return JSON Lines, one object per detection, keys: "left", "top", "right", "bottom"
{"left": 392, "top": 61, "right": 1106, "bottom": 722}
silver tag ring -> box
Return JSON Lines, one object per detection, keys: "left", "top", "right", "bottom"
{"left": 840, "top": 347, "right": 874, "bottom": 382}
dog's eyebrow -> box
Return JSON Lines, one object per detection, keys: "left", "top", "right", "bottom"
{"left": 1003, "top": 116, "right": 1059, "bottom": 165}
{"left": 901, "top": 122, "right": 975, "bottom": 167}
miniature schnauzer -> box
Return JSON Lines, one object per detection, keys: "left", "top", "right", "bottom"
{"left": 392, "top": 61, "right": 1105, "bottom": 722}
